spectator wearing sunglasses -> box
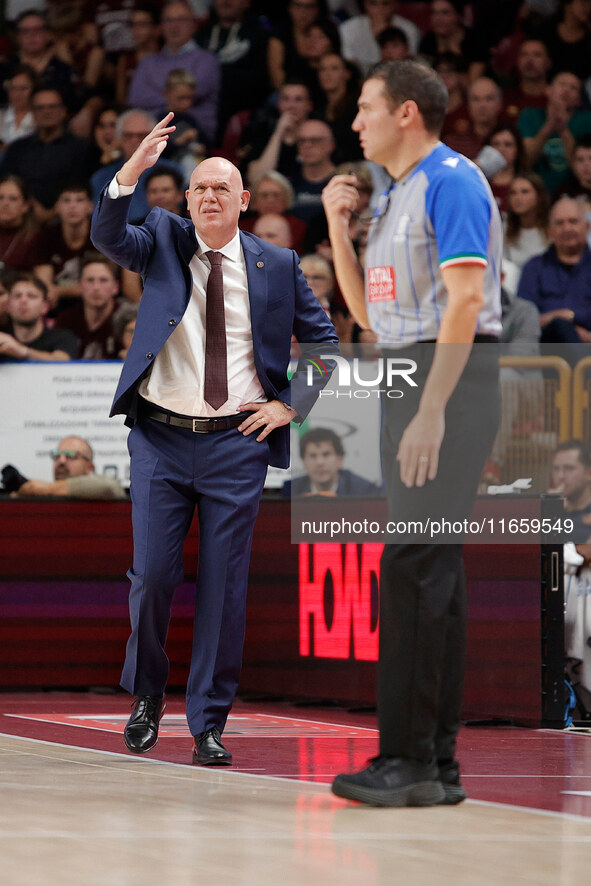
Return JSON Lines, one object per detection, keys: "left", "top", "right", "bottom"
{"left": 8, "top": 436, "right": 126, "bottom": 500}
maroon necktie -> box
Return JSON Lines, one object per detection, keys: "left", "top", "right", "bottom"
{"left": 204, "top": 251, "right": 228, "bottom": 410}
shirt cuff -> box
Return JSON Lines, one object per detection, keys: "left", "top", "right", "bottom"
{"left": 108, "top": 176, "right": 137, "bottom": 199}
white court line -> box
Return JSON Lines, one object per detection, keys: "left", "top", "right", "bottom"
{"left": 4, "top": 711, "right": 378, "bottom": 736}
{"left": 2, "top": 731, "right": 591, "bottom": 824}
{"left": 462, "top": 774, "right": 591, "bottom": 779}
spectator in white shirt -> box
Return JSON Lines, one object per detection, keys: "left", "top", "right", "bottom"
{"left": 0, "top": 65, "right": 36, "bottom": 150}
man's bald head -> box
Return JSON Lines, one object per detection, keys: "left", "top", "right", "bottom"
{"left": 53, "top": 436, "right": 94, "bottom": 480}
{"left": 252, "top": 213, "right": 292, "bottom": 248}
{"left": 186, "top": 157, "right": 250, "bottom": 249}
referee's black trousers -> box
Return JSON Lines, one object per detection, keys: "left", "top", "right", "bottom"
{"left": 378, "top": 343, "right": 500, "bottom": 764}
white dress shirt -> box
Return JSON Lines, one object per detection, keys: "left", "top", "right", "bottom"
{"left": 108, "top": 176, "right": 267, "bottom": 416}
{"left": 0, "top": 107, "right": 35, "bottom": 146}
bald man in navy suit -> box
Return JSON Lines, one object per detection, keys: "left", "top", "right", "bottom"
{"left": 91, "top": 114, "right": 338, "bottom": 764}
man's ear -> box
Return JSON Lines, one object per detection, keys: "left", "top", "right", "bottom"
{"left": 398, "top": 99, "right": 420, "bottom": 130}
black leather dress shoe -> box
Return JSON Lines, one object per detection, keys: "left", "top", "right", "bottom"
{"left": 192, "top": 726, "right": 232, "bottom": 765}
{"left": 124, "top": 695, "right": 165, "bottom": 754}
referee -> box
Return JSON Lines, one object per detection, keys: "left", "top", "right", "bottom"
{"left": 322, "top": 60, "right": 502, "bottom": 807}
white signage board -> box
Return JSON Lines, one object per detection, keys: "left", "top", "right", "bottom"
{"left": 0, "top": 362, "right": 291, "bottom": 489}
{"left": 0, "top": 362, "right": 130, "bottom": 485}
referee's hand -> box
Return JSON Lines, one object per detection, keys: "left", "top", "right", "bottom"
{"left": 397, "top": 407, "right": 445, "bottom": 488}
{"left": 322, "top": 174, "right": 359, "bottom": 229}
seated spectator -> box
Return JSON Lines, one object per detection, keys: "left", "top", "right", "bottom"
{"left": 503, "top": 38, "right": 552, "bottom": 125}
{"left": 549, "top": 438, "right": 591, "bottom": 721}
{"left": 0, "top": 10, "right": 77, "bottom": 111}
{"left": 33, "top": 183, "right": 94, "bottom": 312}
{"left": 267, "top": 0, "right": 327, "bottom": 90}
{"left": 0, "top": 86, "right": 93, "bottom": 224}
{"left": 127, "top": 0, "right": 220, "bottom": 146}
{"left": 297, "top": 18, "right": 342, "bottom": 103}
{"left": 436, "top": 51, "right": 469, "bottom": 143}
{"left": 90, "top": 109, "right": 183, "bottom": 224}
{"left": 500, "top": 282, "right": 542, "bottom": 353}
{"left": 0, "top": 269, "right": 11, "bottom": 332}
{"left": 518, "top": 196, "right": 591, "bottom": 342}
{"left": 446, "top": 76, "right": 504, "bottom": 160}
{"left": 303, "top": 158, "right": 373, "bottom": 258}
{"left": 339, "top": 1, "right": 421, "bottom": 76}
{"left": 240, "top": 170, "right": 307, "bottom": 254}
{"left": 245, "top": 79, "right": 313, "bottom": 183}
{"left": 115, "top": 4, "right": 162, "bottom": 108}
{"left": 195, "top": 0, "right": 271, "bottom": 139}
{"left": 114, "top": 302, "right": 138, "bottom": 360}
{"left": 519, "top": 70, "right": 591, "bottom": 196}
{"left": 316, "top": 52, "right": 363, "bottom": 163}
{"left": 144, "top": 167, "right": 185, "bottom": 216}
{"left": 252, "top": 213, "right": 293, "bottom": 248}
{"left": 503, "top": 172, "right": 550, "bottom": 271}
{"left": 55, "top": 253, "right": 120, "bottom": 359}
{"left": 90, "top": 105, "right": 122, "bottom": 170}
{"left": 0, "top": 64, "right": 37, "bottom": 150}
{"left": 48, "top": 2, "right": 107, "bottom": 138}
{"left": 283, "top": 427, "right": 383, "bottom": 497}
{"left": 159, "top": 69, "right": 205, "bottom": 180}
{"left": 0, "top": 272, "right": 79, "bottom": 361}
{"left": 550, "top": 439, "right": 591, "bottom": 537}
{"left": 0, "top": 174, "right": 39, "bottom": 271}
{"left": 7, "top": 435, "right": 127, "bottom": 500}
{"left": 377, "top": 25, "right": 413, "bottom": 62}
{"left": 299, "top": 253, "right": 334, "bottom": 312}
{"left": 485, "top": 124, "right": 529, "bottom": 212}
{"left": 538, "top": 0, "right": 591, "bottom": 81}
{"left": 555, "top": 134, "right": 591, "bottom": 199}
{"left": 290, "top": 119, "right": 336, "bottom": 223}
{"left": 418, "top": 0, "right": 487, "bottom": 81}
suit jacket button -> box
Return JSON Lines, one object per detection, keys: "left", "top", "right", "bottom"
{"left": 146, "top": 352, "right": 153, "bottom": 359}
{"left": 169, "top": 319, "right": 176, "bottom": 326}
{"left": 257, "top": 261, "right": 264, "bottom": 268}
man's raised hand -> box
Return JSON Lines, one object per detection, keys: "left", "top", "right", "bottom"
{"left": 117, "top": 113, "right": 177, "bottom": 187}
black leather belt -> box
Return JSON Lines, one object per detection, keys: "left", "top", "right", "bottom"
{"left": 142, "top": 404, "right": 248, "bottom": 433}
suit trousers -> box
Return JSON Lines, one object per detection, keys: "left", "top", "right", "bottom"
{"left": 378, "top": 343, "right": 500, "bottom": 763}
{"left": 121, "top": 417, "right": 270, "bottom": 736}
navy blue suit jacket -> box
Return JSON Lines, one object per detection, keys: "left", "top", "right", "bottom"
{"left": 91, "top": 189, "right": 338, "bottom": 468}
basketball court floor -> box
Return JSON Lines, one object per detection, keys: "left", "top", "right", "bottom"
{"left": 1, "top": 691, "right": 590, "bottom": 885}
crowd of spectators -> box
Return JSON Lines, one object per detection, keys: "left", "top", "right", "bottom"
{"left": 1, "top": 0, "right": 591, "bottom": 358}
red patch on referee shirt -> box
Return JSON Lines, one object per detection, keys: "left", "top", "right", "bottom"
{"left": 367, "top": 266, "right": 396, "bottom": 302}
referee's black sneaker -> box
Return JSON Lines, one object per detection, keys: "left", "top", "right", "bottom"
{"left": 124, "top": 695, "right": 165, "bottom": 754}
{"left": 437, "top": 760, "right": 468, "bottom": 805}
{"left": 331, "top": 756, "right": 445, "bottom": 807}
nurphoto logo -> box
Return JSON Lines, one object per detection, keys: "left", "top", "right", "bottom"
{"left": 306, "top": 355, "right": 418, "bottom": 399}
